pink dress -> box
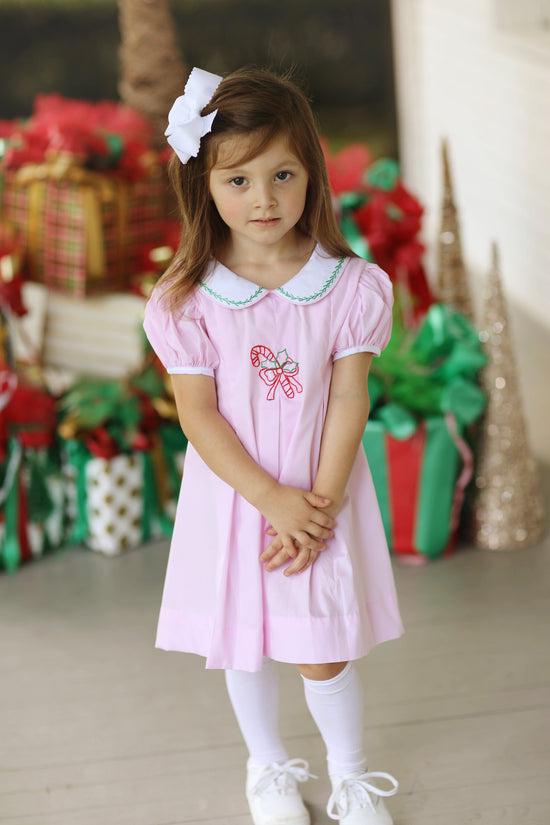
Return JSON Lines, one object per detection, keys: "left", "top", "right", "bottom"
{"left": 144, "top": 245, "right": 403, "bottom": 672}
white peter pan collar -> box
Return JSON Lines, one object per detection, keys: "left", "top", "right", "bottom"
{"left": 199, "top": 245, "right": 346, "bottom": 309}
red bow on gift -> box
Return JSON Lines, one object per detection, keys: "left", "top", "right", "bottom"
{"left": 0, "top": 380, "right": 57, "bottom": 462}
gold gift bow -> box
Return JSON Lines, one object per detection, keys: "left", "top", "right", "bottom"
{"left": 13, "top": 157, "right": 131, "bottom": 283}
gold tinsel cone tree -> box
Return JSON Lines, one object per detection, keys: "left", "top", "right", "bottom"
{"left": 436, "top": 140, "right": 475, "bottom": 323}
{"left": 470, "top": 243, "right": 545, "bottom": 550}
{"left": 118, "top": 0, "right": 186, "bottom": 149}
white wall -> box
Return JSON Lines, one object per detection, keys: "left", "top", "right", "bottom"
{"left": 391, "top": 0, "right": 550, "bottom": 328}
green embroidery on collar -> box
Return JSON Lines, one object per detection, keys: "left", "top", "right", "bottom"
{"left": 199, "top": 280, "right": 265, "bottom": 307}
{"left": 277, "top": 257, "right": 345, "bottom": 303}
{"left": 200, "top": 256, "right": 345, "bottom": 306}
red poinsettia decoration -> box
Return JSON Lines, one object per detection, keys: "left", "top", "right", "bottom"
{"left": 320, "top": 138, "right": 372, "bottom": 195}
{"left": 1, "top": 94, "right": 158, "bottom": 180}
{"left": 322, "top": 141, "right": 434, "bottom": 323}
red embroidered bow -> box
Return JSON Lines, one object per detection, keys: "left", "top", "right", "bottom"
{"left": 250, "top": 345, "right": 303, "bottom": 401}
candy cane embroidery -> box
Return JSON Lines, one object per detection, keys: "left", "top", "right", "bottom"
{"left": 250, "top": 345, "right": 303, "bottom": 401}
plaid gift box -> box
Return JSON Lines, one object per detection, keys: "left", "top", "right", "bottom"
{"left": 1, "top": 168, "right": 165, "bottom": 297}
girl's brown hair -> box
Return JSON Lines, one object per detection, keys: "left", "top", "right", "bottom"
{"left": 158, "top": 67, "right": 356, "bottom": 307}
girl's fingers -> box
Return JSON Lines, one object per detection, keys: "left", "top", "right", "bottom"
{"left": 262, "top": 534, "right": 299, "bottom": 570}
{"left": 260, "top": 542, "right": 279, "bottom": 562}
{"left": 295, "top": 530, "right": 325, "bottom": 552}
{"left": 306, "top": 521, "right": 333, "bottom": 540}
{"left": 304, "top": 492, "right": 332, "bottom": 508}
{"left": 284, "top": 548, "right": 319, "bottom": 576}
{"left": 265, "top": 546, "right": 294, "bottom": 571}
{"left": 316, "top": 511, "right": 336, "bottom": 528}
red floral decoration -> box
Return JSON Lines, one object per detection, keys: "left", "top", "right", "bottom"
{"left": 322, "top": 141, "right": 434, "bottom": 323}
{"left": 1, "top": 94, "right": 159, "bottom": 180}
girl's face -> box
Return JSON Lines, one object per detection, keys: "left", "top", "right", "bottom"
{"left": 209, "top": 134, "right": 309, "bottom": 257}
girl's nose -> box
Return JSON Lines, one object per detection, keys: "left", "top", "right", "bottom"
{"left": 254, "top": 181, "right": 277, "bottom": 209}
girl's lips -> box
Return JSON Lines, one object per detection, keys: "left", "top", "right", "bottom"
{"left": 251, "top": 218, "right": 280, "bottom": 226}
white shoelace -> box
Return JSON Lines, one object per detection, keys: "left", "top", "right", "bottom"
{"left": 327, "top": 771, "right": 399, "bottom": 819}
{"left": 249, "top": 758, "right": 317, "bottom": 797}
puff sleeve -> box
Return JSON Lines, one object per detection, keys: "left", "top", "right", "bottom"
{"left": 332, "top": 262, "right": 393, "bottom": 360}
{"left": 143, "top": 289, "right": 219, "bottom": 377}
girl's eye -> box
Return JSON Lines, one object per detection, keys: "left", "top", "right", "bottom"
{"left": 275, "top": 171, "right": 292, "bottom": 182}
{"left": 230, "top": 177, "right": 247, "bottom": 187}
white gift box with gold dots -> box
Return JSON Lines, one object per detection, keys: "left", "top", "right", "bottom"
{"left": 62, "top": 437, "right": 186, "bottom": 556}
{"left": 84, "top": 453, "right": 144, "bottom": 556}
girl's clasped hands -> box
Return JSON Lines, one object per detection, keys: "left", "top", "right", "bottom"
{"left": 259, "top": 484, "right": 338, "bottom": 577}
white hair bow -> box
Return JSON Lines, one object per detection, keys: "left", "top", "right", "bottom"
{"left": 165, "top": 67, "right": 223, "bottom": 164}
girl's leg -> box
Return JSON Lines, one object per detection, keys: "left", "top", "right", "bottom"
{"left": 299, "top": 662, "right": 398, "bottom": 823}
{"left": 226, "top": 659, "right": 311, "bottom": 825}
{"left": 225, "top": 657, "right": 288, "bottom": 766}
{"left": 299, "top": 661, "right": 367, "bottom": 776}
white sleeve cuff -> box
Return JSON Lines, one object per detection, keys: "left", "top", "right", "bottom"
{"left": 167, "top": 366, "right": 215, "bottom": 377}
{"left": 332, "top": 344, "right": 381, "bottom": 361}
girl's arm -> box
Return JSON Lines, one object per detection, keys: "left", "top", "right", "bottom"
{"left": 260, "top": 352, "right": 371, "bottom": 573}
{"left": 312, "top": 351, "right": 372, "bottom": 509}
{"left": 171, "top": 373, "right": 335, "bottom": 558}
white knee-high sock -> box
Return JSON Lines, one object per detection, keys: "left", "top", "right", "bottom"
{"left": 225, "top": 658, "right": 289, "bottom": 767}
{"left": 302, "top": 662, "right": 368, "bottom": 777}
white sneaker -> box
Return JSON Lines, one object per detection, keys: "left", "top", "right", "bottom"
{"left": 327, "top": 771, "right": 398, "bottom": 824}
{"left": 246, "top": 758, "right": 314, "bottom": 825}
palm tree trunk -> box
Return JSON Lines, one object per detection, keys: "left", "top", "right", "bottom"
{"left": 118, "top": 0, "right": 186, "bottom": 149}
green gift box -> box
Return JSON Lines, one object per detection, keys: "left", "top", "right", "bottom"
{"left": 363, "top": 416, "right": 469, "bottom": 559}
{"left": 363, "top": 303, "right": 488, "bottom": 559}
{"left": 0, "top": 441, "right": 66, "bottom": 573}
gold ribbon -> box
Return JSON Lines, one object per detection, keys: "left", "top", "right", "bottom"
{"left": 12, "top": 160, "right": 133, "bottom": 283}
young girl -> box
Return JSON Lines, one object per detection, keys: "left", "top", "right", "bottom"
{"left": 144, "top": 66, "right": 404, "bottom": 825}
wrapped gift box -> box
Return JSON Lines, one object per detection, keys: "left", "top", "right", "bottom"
{"left": 66, "top": 450, "right": 146, "bottom": 556}
{"left": 1, "top": 375, "right": 66, "bottom": 572}
{"left": 1, "top": 94, "right": 167, "bottom": 297}
{"left": 363, "top": 303, "right": 489, "bottom": 559}
{"left": 363, "top": 416, "right": 467, "bottom": 559}
{"left": 2, "top": 170, "right": 165, "bottom": 297}
{"left": 42, "top": 291, "right": 147, "bottom": 379}
{"left": 63, "top": 428, "right": 187, "bottom": 556}
{"left": 58, "top": 368, "right": 187, "bottom": 555}
{"left": 0, "top": 441, "right": 66, "bottom": 572}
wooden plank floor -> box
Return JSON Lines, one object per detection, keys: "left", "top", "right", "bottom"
{"left": 2, "top": 302, "right": 549, "bottom": 825}
{"left": 1, "top": 460, "right": 549, "bottom": 825}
